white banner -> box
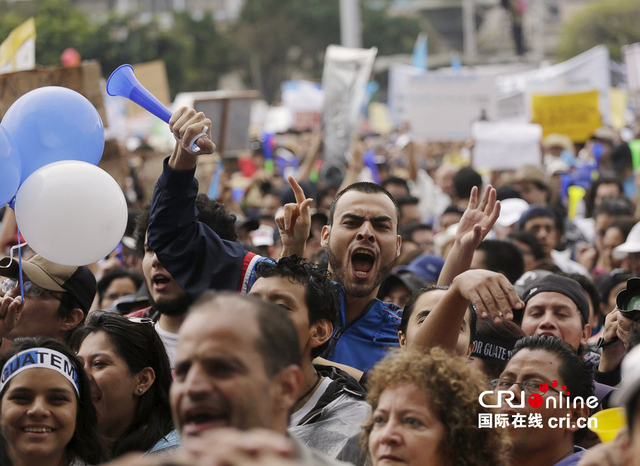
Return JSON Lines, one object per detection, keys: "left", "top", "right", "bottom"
{"left": 322, "top": 45, "right": 377, "bottom": 165}
{"left": 623, "top": 43, "right": 640, "bottom": 94}
{"left": 495, "top": 45, "right": 611, "bottom": 124}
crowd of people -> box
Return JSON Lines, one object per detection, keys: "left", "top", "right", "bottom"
{"left": 1, "top": 105, "right": 640, "bottom": 465}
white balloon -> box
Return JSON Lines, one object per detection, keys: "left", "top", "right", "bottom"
{"left": 15, "top": 161, "right": 128, "bottom": 266}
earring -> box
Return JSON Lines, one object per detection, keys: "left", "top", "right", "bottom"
{"left": 137, "top": 387, "right": 144, "bottom": 394}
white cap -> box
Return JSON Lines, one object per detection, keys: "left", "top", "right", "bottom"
{"left": 613, "top": 222, "right": 640, "bottom": 260}
{"left": 250, "top": 225, "right": 275, "bottom": 248}
{"left": 496, "top": 198, "right": 530, "bottom": 228}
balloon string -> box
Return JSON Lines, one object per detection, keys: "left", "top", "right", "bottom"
{"left": 17, "top": 229, "right": 24, "bottom": 302}
{"left": 0, "top": 237, "right": 27, "bottom": 302}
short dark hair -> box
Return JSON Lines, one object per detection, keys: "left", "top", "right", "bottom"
{"left": 191, "top": 292, "right": 301, "bottom": 377}
{"left": 0, "top": 337, "right": 108, "bottom": 465}
{"left": 594, "top": 197, "right": 634, "bottom": 218}
{"left": 511, "top": 335, "right": 594, "bottom": 402}
{"left": 328, "top": 182, "right": 400, "bottom": 229}
{"left": 473, "top": 319, "right": 525, "bottom": 379}
{"left": 71, "top": 312, "right": 173, "bottom": 458}
{"left": 586, "top": 175, "right": 623, "bottom": 217}
{"left": 135, "top": 194, "right": 238, "bottom": 253}
{"left": 476, "top": 240, "right": 525, "bottom": 284}
{"left": 453, "top": 167, "right": 482, "bottom": 199}
{"left": 400, "top": 285, "right": 477, "bottom": 345}
{"left": 508, "top": 231, "right": 546, "bottom": 261}
{"left": 381, "top": 177, "right": 410, "bottom": 196}
{"left": 400, "top": 222, "right": 433, "bottom": 242}
{"left": 96, "top": 268, "right": 144, "bottom": 306}
{"left": 254, "top": 255, "right": 340, "bottom": 358}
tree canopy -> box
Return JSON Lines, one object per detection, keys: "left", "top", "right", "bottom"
{"left": 556, "top": 0, "right": 640, "bottom": 62}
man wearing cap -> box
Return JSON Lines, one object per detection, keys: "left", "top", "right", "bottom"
{"left": 519, "top": 274, "right": 592, "bottom": 352}
{"left": 613, "top": 221, "right": 640, "bottom": 276}
{"left": 0, "top": 254, "right": 95, "bottom": 345}
{"left": 512, "top": 165, "right": 553, "bottom": 206}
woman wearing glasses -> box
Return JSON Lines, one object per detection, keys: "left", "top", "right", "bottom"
{"left": 363, "top": 348, "right": 510, "bottom": 466}
{"left": 72, "top": 311, "right": 178, "bottom": 458}
{"left": 0, "top": 337, "right": 107, "bottom": 465}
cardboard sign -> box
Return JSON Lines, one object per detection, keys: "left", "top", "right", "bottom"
{"left": 0, "top": 61, "right": 106, "bottom": 125}
{"left": 531, "top": 90, "right": 601, "bottom": 143}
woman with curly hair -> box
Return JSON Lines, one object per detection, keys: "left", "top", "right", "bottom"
{"left": 363, "top": 347, "right": 510, "bottom": 466}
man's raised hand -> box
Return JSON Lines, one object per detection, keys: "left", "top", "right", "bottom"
{"left": 275, "top": 176, "right": 313, "bottom": 258}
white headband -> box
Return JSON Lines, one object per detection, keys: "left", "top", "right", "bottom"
{"left": 0, "top": 348, "right": 80, "bottom": 397}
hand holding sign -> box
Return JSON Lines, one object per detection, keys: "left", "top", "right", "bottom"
{"left": 275, "top": 176, "right": 313, "bottom": 258}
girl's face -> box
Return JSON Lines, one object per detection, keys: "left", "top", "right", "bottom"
{"left": 78, "top": 331, "right": 139, "bottom": 440}
{"left": 1, "top": 369, "right": 77, "bottom": 465}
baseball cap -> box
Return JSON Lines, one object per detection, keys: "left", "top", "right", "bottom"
{"left": 517, "top": 205, "right": 561, "bottom": 231}
{"left": 496, "top": 198, "right": 529, "bottom": 228}
{"left": 522, "top": 274, "right": 590, "bottom": 325}
{"left": 379, "top": 271, "right": 426, "bottom": 299}
{"left": 0, "top": 254, "right": 96, "bottom": 313}
{"left": 613, "top": 222, "right": 640, "bottom": 260}
{"left": 250, "top": 225, "right": 275, "bottom": 247}
{"left": 396, "top": 254, "right": 445, "bottom": 283}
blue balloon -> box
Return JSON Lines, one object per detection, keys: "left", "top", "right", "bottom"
{"left": 0, "top": 126, "right": 21, "bottom": 206}
{"left": 1, "top": 86, "right": 104, "bottom": 183}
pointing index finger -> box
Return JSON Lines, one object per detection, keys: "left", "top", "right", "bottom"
{"left": 288, "top": 175, "right": 306, "bottom": 206}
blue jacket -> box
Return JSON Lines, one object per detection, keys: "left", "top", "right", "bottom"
{"left": 148, "top": 158, "right": 400, "bottom": 372}
{"left": 322, "top": 287, "right": 401, "bottom": 373}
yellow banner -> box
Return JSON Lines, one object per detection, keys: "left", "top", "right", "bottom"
{"left": 0, "top": 18, "right": 36, "bottom": 73}
{"left": 531, "top": 90, "right": 601, "bottom": 143}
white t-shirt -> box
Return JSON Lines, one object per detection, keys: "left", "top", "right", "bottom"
{"left": 155, "top": 322, "right": 178, "bottom": 371}
{"left": 289, "top": 377, "right": 331, "bottom": 427}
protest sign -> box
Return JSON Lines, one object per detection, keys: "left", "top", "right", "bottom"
{"left": 496, "top": 45, "right": 611, "bottom": 124}
{"left": 531, "top": 90, "right": 600, "bottom": 143}
{"left": 322, "top": 45, "right": 377, "bottom": 165}
{"left": 405, "top": 73, "right": 496, "bottom": 141}
{"left": 0, "top": 61, "right": 106, "bottom": 124}
{"left": 0, "top": 18, "right": 36, "bottom": 74}
{"left": 174, "top": 90, "right": 260, "bottom": 156}
{"left": 472, "top": 121, "right": 542, "bottom": 170}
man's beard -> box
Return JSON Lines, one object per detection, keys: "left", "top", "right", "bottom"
{"left": 328, "top": 247, "right": 397, "bottom": 299}
{"left": 149, "top": 292, "right": 193, "bottom": 317}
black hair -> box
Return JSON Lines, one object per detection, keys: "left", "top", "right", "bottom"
{"left": 399, "top": 222, "right": 433, "bottom": 242}
{"left": 254, "top": 255, "right": 340, "bottom": 358}
{"left": 511, "top": 335, "right": 594, "bottom": 402}
{"left": 328, "top": 182, "right": 400, "bottom": 229}
{"left": 191, "top": 292, "right": 301, "bottom": 377}
{"left": 71, "top": 312, "right": 173, "bottom": 458}
{"left": 476, "top": 240, "right": 525, "bottom": 284}
{"left": 134, "top": 193, "right": 238, "bottom": 253}
{"left": 609, "top": 217, "right": 637, "bottom": 241}
{"left": 508, "top": 231, "right": 546, "bottom": 261}
{"left": 381, "top": 177, "right": 410, "bottom": 196}
{"left": 453, "top": 167, "right": 482, "bottom": 199}
{"left": 593, "top": 197, "right": 634, "bottom": 219}
{"left": 474, "top": 319, "right": 525, "bottom": 379}
{"left": 400, "top": 285, "right": 477, "bottom": 345}
{"left": 96, "top": 269, "right": 144, "bottom": 306}
{"left": 396, "top": 196, "right": 420, "bottom": 207}
{"left": 585, "top": 175, "right": 624, "bottom": 217}
{"left": 442, "top": 205, "right": 465, "bottom": 217}
{"left": 0, "top": 337, "right": 108, "bottom": 465}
